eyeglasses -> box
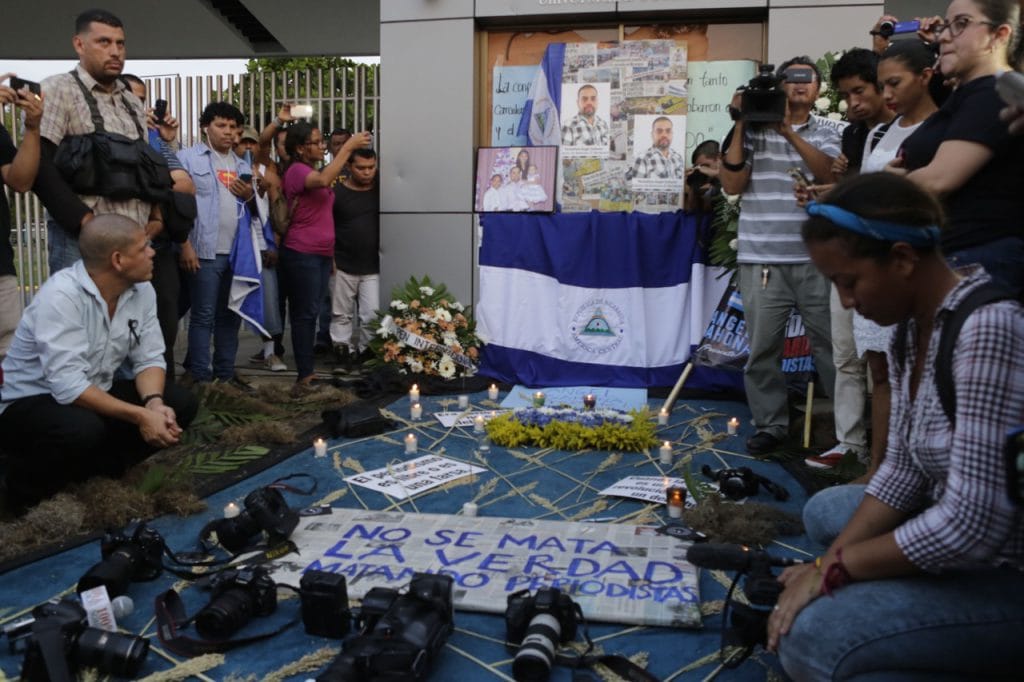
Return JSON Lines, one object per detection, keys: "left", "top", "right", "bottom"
{"left": 935, "top": 15, "right": 995, "bottom": 38}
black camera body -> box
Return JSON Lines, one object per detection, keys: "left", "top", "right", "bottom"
{"left": 5, "top": 598, "right": 149, "bottom": 682}
{"left": 702, "top": 464, "right": 789, "bottom": 501}
{"left": 740, "top": 64, "right": 787, "bottom": 123}
{"left": 316, "top": 572, "right": 454, "bottom": 681}
{"left": 300, "top": 569, "right": 351, "bottom": 639}
{"left": 202, "top": 486, "right": 299, "bottom": 553}
{"left": 195, "top": 566, "right": 278, "bottom": 640}
{"left": 77, "top": 523, "right": 164, "bottom": 597}
{"left": 506, "top": 587, "right": 582, "bottom": 682}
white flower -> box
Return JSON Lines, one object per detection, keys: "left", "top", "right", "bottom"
{"left": 724, "top": 192, "right": 741, "bottom": 206}
{"left": 419, "top": 286, "right": 435, "bottom": 296}
{"left": 814, "top": 97, "right": 831, "bottom": 112}
{"left": 728, "top": 238, "right": 739, "bottom": 251}
{"left": 818, "top": 81, "right": 829, "bottom": 94}
{"left": 442, "top": 331, "right": 459, "bottom": 347}
{"left": 828, "top": 112, "right": 842, "bottom": 121}
{"left": 437, "top": 355, "right": 456, "bottom": 379}
{"left": 450, "top": 301, "right": 465, "bottom": 312}
{"left": 376, "top": 315, "right": 393, "bottom": 336}
{"left": 435, "top": 308, "right": 452, "bottom": 322}
{"left": 407, "top": 357, "right": 424, "bottom": 373}
{"left": 419, "top": 311, "right": 435, "bottom": 323}
{"left": 838, "top": 100, "right": 848, "bottom": 113}
{"left": 391, "top": 300, "right": 408, "bottom": 311}
{"left": 832, "top": 50, "right": 844, "bottom": 60}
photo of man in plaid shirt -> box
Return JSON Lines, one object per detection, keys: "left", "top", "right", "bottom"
{"left": 561, "top": 84, "right": 610, "bottom": 147}
{"left": 628, "top": 116, "right": 686, "bottom": 180}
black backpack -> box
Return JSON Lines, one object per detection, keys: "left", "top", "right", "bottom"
{"left": 892, "top": 284, "right": 1014, "bottom": 426}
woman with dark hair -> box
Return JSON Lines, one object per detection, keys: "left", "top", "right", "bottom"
{"left": 279, "top": 122, "right": 369, "bottom": 387}
{"left": 768, "top": 172, "right": 1024, "bottom": 680}
{"left": 891, "top": 0, "right": 1024, "bottom": 295}
{"left": 514, "top": 148, "right": 531, "bottom": 179}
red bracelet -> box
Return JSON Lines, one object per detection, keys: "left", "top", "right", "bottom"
{"left": 820, "top": 547, "right": 853, "bottom": 596}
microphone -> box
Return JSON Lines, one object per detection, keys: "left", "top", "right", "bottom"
{"left": 686, "top": 543, "right": 805, "bottom": 572}
{"left": 80, "top": 585, "right": 134, "bottom": 632}
{"left": 111, "top": 595, "right": 135, "bottom": 620}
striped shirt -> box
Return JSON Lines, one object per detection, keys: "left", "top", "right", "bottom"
{"left": 866, "top": 270, "right": 1024, "bottom": 572}
{"left": 735, "top": 119, "right": 840, "bottom": 264}
{"left": 39, "top": 65, "right": 153, "bottom": 229}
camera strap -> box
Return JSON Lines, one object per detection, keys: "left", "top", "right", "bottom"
{"left": 154, "top": 585, "right": 300, "bottom": 657}
{"left": 549, "top": 604, "right": 662, "bottom": 682}
{"left": 162, "top": 540, "right": 299, "bottom": 581}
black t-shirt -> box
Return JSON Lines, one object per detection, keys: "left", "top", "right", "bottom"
{"left": 332, "top": 182, "right": 380, "bottom": 275}
{"left": 0, "top": 125, "right": 17, "bottom": 278}
{"left": 841, "top": 120, "right": 871, "bottom": 173}
{"left": 901, "top": 75, "right": 1024, "bottom": 253}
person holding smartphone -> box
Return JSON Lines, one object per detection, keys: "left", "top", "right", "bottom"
{"left": 0, "top": 73, "right": 44, "bottom": 358}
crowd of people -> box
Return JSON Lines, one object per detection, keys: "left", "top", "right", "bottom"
{"left": 0, "top": 8, "right": 379, "bottom": 511}
{"left": 1, "top": 1, "right": 1023, "bottom": 677}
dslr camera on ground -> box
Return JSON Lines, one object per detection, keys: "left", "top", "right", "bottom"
{"left": 734, "top": 64, "right": 815, "bottom": 123}
{"left": 505, "top": 587, "right": 583, "bottom": 682}
{"left": 77, "top": 523, "right": 165, "bottom": 597}
{"left": 316, "top": 572, "right": 454, "bottom": 681}
{"left": 200, "top": 486, "right": 299, "bottom": 554}
{"left": 3, "top": 598, "right": 149, "bottom": 682}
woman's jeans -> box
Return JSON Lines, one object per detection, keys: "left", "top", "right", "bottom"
{"left": 947, "top": 235, "right": 1024, "bottom": 296}
{"left": 279, "top": 247, "right": 331, "bottom": 381}
{"left": 780, "top": 485, "right": 1024, "bottom": 680}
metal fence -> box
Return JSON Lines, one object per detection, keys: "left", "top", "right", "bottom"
{"left": 3, "top": 63, "right": 379, "bottom": 306}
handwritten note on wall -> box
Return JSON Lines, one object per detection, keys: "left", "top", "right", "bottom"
{"left": 492, "top": 65, "right": 538, "bottom": 146}
{"left": 684, "top": 60, "right": 757, "bottom": 160}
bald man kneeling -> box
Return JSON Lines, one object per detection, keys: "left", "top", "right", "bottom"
{"left": 0, "top": 214, "right": 198, "bottom": 514}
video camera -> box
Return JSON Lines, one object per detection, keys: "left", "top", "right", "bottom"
{"left": 733, "top": 63, "right": 816, "bottom": 124}
{"left": 686, "top": 543, "right": 803, "bottom": 667}
{"left": 505, "top": 587, "right": 583, "bottom": 682}
{"left": 874, "top": 19, "right": 921, "bottom": 39}
{"left": 316, "top": 572, "right": 454, "bottom": 681}
{"left": 77, "top": 523, "right": 165, "bottom": 597}
{"left": 200, "top": 486, "right": 299, "bottom": 554}
{"left": 3, "top": 598, "right": 149, "bottom": 682}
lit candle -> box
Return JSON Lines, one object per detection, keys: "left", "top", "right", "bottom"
{"left": 404, "top": 433, "right": 418, "bottom": 454}
{"left": 583, "top": 393, "right": 596, "bottom": 410}
{"left": 659, "top": 441, "right": 672, "bottom": 465}
{"left": 658, "top": 409, "right": 669, "bottom": 426}
{"left": 488, "top": 384, "right": 500, "bottom": 401}
{"left": 410, "top": 403, "right": 423, "bottom": 420}
{"left": 223, "top": 502, "right": 241, "bottom": 519}
{"left": 474, "top": 415, "right": 486, "bottom": 433}
{"left": 409, "top": 384, "right": 420, "bottom": 403}
{"left": 462, "top": 502, "right": 479, "bottom": 517}
{"left": 313, "top": 437, "right": 327, "bottom": 458}
{"left": 727, "top": 417, "right": 740, "bottom": 435}
{"left": 533, "top": 391, "right": 546, "bottom": 407}
{"left": 458, "top": 394, "right": 469, "bottom": 409}
{"left": 666, "top": 486, "right": 686, "bottom": 518}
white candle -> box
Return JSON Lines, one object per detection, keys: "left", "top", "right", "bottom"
{"left": 410, "top": 403, "right": 423, "bottom": 420}
{"left": 223, "top": 502, "right": 241, "bottom": 518}
{"left": 488, "top": 384, "right": 500, "bottom": 401}
{"left": 313, "top": 438, "right": 327, "bottom": 458}
{"left": 458, "top": 394, "right": 469, "bottom": 409}
{"left": 659, "top": 441, "right": 672, "bottom": 465}
{"left": 727, "top": 417, "right": 740, "bottom": 435}
{"left": 658, "top": 409, "right": 669, "bottom": 426}
{"left": 404, "top": 433, "right": 418, "bottom": 454}
{"left": 409, "top": 384, "right": 420, "bottom": 403}
{"left": 474, "top": 415, "right": 486, "bottom": 433}
{"left": 533, "top": 391, "right": 545, "bottom": 407}
{"left": 666, "top": 486, "right": 686, "bottom": 519}
{"left": 462, "top": 502, "right": 478, "bottom": 517}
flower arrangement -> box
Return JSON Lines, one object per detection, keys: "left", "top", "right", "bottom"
{"left": 486, "top": 407, "right": 658, "bottom": 452}
{"left": 706, "top": 192, "right": 741, "bottom": 276}
{"left": 369, "top": 275, "right": 481, "bottom": 378}
{"left": 812, "top": 50, "right": 849, "bottom": 121}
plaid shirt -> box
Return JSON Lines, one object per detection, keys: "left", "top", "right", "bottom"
{"left": 560, "top": 113, "right": 610, "bottom": 147}
{"left": 40, "top": 65, "right": 153, "bottom": 228}
{"left": 628, "top": 146, "right": 685, "bottom": 180}
{"left": 866, "top": 270, "right": 1024, "bottom": 572}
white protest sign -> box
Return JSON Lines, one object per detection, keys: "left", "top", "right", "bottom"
{"left": 344, "top": 455, "right": 485, "bottom": 500}
{"left": 599, "top": 475, "right": 697, "bottom": 507}
{"left": 685, "top": 60, "right": 757, "bottom": 161}
{"left": 434, "top": 410, "right": 510, "bottom": 429}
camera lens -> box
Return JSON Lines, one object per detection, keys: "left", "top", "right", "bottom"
{"left": 512, "top": 613, "right": 562, "bottom": 682}
{"left": 195, "top": 587, "right": 258, "bottom": 639}
{"left": 878, "top": 20, "right": 895, "bottom": 38}
{"left": 75, "top": 628, "right": 150, "bottom": 678}
{"left": 77, "top": 547, "right": 137, "bottom": 597}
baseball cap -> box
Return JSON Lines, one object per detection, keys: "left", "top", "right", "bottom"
{"left": 240, "top": 126, "right": 259, "bottom": 142}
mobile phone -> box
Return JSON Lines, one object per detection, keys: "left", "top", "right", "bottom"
{"left": 153, "top": 99, "right": 168, "bottom": 123}
{"left": 996, "top": 71, "right": 1024, "bottom": 109}
{"left": 788, "top": 167, "right": 811, "bottom": 187}
{"left": 9, "top": 77, "right": 41, "bottom": 96}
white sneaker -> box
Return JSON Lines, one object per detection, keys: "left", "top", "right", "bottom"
{"left": 264, "top": 354, "right": 287, "bottom": 372}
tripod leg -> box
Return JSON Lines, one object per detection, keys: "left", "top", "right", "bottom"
{"left": 802, "top": 380, "right": 815, "bottom": 449}
{"left": 660, "top": 362, "right": 693, "bottom": 415}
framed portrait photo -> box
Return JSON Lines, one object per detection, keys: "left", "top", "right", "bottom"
{"left": 475, "top": 146, "right": 558, "bottom": 213}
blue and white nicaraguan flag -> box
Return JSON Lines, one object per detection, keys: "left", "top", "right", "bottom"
{"left": 517, "top": 43, "right": 565, "bottom": 146}
{"left": 476, "top": 212, "right": 729, "bottom": 388}
{"left": 227, "top": 203, "right": 268, "bottom": 338}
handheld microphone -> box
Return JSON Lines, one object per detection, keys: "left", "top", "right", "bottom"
{"left": 686, "top": 543, "right": 805, "bottom": 572}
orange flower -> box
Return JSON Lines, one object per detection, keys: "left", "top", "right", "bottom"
{"left": 410, "top": 300, "right": 420, "bottom": 309}
{"left": 467, "top": 347, "right": 479, "bottom": 359}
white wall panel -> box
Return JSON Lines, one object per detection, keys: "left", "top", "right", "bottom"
{"left": 381, "top": 214, "right": 476, "bottom": 310}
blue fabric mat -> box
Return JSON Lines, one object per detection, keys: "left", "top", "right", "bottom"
{"left": 0, "top": 392, "right": 819, "bottom": 681}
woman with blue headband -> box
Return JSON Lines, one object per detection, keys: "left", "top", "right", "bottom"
{"left": 767, "top": 173, "right": 1024, "bottom": 679}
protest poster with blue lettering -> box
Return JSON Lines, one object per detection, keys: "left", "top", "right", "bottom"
{"left": 267, "top": 509, "right": 702, "bottom": 628}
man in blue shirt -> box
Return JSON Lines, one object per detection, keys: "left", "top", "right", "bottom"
{"left": 0, "top": 214, "right": 198, "bottom": 513}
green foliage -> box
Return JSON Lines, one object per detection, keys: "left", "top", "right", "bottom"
{"left": 707, "top": 193, "right": 740, "bottom": 277}
{"left": 486, "top": 411, "right": 658, "bottom": 452}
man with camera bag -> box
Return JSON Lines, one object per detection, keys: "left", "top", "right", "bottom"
{"left": 33, "top": 9, "right": 169, "bottom": 275}
{"left": 720, "top": 56, "right": 840, "bottom": 455}
{"left": 0, "top": 214, "right": 198, "bottom": 514}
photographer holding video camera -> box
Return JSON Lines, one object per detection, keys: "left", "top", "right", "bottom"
{"left": 719, "top": 57, "right": 840, "bottom": 456}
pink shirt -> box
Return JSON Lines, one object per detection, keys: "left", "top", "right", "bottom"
{"left": 282, "top": 162, "right": 335, "bottom": 256}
